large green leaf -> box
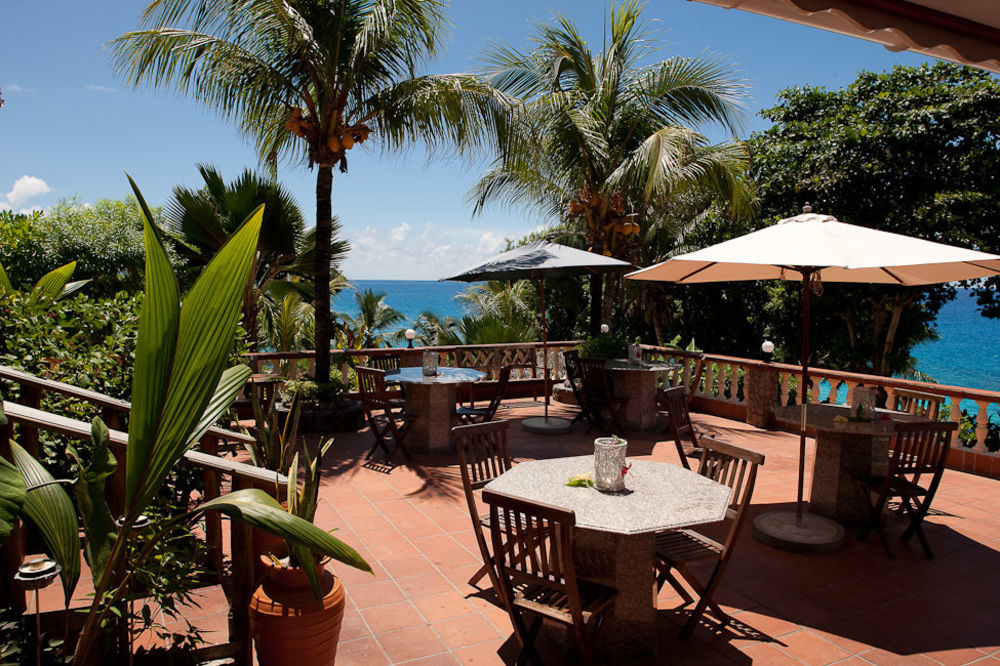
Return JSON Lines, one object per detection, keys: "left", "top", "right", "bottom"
{"left": 126, "top": 176, "right": 181, "bottom": 510}
{"left": 68, "top": 419, "right": 118, "bottom": 583}
{"left": 29, "top": 261, "right": 77, "bottom": 303}
{"left": 127, "top": 201, "right": 263, "bottom": 514}
{"left": 183, "top": 364, "right": 253, "bottom": 452}
{"left": 198, "top": 488, "right": 371, "bottom": 573}
{"left": 0, "top": 453, "right": 26, "bottom": 547}
{"left": 11, "top": 443, "right": 80, "bottom": 605}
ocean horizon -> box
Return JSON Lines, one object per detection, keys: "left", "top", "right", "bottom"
{"left": 334, "top": 280, "right": 1000, "bottom": 395}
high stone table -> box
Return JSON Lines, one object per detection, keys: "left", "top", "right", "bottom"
{"left": 486, "top": 455, "right": 731, "bottom": 662}
{"left": 385, "top": 366, "right": 486, "bottom": 455}
{"left": 605, "top": 359, "right": 681, "bottom": 432}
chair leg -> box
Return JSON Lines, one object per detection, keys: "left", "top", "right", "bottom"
{"left": 900, "top": 498, "right": 934, "bottom": 558}
{"left": 655, "top": 563, "right": 694, "bottom": 606}
{"left": 468, "top": 562, "right": 491, "bottom": 587}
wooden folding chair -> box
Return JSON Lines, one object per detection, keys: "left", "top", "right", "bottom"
{"left": 356, "top": 366, "right": 414, "bottom": 462}
{"left": 563, "top": 351, "right": 591, "bottom": 426}
{"left": 658, "top": 385, "right": 702, "bottom": 470}
{"left": 577, "top": 357, "right": 628, "bottom": 435}
{"left": 367, "top": 354, "right": 401, "bottom": 371}
{"left": 855, "top": 420, "right": 956, "bottom": 558}
{"left": 453, "top": 420, "right": 513, "bottom": 593}
{"left": 891, "top": 388, "right": 945, "bottom": 421}
{"left": 655, "top": 437, "right": 764, "bottom": 639}
{"left": 483, "top": 490, "right": 616, "bottom": 666}
{"left": 457, "top": 366, "right": 512, "bottom": 425}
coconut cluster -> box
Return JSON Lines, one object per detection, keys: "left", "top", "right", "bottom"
{"left": 566, "top": 187, "right": 642, "bottom": 256}
{"left": 284, "top": 107, "right": 372, "bottom": 156}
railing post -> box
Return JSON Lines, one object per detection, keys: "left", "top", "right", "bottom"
{"left": 101, "top": 407, "right": 127, "bottom": 516}
{"left": 973, "top": 400, "right": 990, "bottom": 453}
{"left": 199, "top": 435, "right": 224, "bottom": 583}
{"left": 228, "top": 476, "right": 255, "bottom": 665}
{"left": 745, "top": 363, "right": 779, "bottom": 428}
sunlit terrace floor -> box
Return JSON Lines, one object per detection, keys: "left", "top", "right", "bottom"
{"left": 33, "top": 398, "right": 1000, "bottom": 664}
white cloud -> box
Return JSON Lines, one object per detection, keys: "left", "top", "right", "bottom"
{"left": 85, "top": 84, "right": 115, "bottom": 93}
{"left": 0, "top": 176, "right": 51, "bottom": 211}
{"left": 4, "top": 84, "right": 29, "bottom": 93}
{"left": 341, "top": 220, "right": 517, "bottom": 280}
{"left": 390, "top": 222, "right": 410, "bottom": 243}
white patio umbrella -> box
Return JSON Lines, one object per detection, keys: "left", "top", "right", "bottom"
{"left": 442, "top": 241, "right": 633, "bottom": 434}
{"left": 628, "top": 205, "right": 1000, "bottom": 552}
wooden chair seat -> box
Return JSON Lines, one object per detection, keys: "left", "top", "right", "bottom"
{"left": 457, "top": 366, "right": 512, "bottom": 425}
{"left": 512, "top": 579, "right": 616, "bottom": 625}
{"left": 655, "top": 528, "right": 723, "bottom": 565}
{"left": 854, "top": 474, "right": 927, "bottom": 498}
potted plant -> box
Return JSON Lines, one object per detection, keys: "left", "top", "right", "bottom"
{"left": 250, "top": 438, "right": 348, "bottom": 666}
{"left": 276, "top": 372, "right": 363, "bottom": 432}
{"left": 577, "top": 334, "right": 628, "bottom": 360}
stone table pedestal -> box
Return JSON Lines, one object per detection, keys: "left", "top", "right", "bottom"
{"left": 606, "top": 360, "right": 680, "bottom": 433}
{"left": 403, "top": 383, "right": 458, "bottom": 455}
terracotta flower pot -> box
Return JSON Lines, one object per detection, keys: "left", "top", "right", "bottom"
{"left": 250, "top": 548, "right": 346, "bottom": 666}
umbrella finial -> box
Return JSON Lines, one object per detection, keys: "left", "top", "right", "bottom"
{"left": 802, "top": 202, "right": 813, "bottom": 214}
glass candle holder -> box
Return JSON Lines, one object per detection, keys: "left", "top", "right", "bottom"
{"left": 422, "top": 350, "right": 438, "bottom": 376}
{"left": 594, "top": 437, "right": 628, "bottom": 492}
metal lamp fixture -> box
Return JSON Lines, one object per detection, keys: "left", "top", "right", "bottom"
{"left": 405, "top": 328, "right": 416, "bottom": 348}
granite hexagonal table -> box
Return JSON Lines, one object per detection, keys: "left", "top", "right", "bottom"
{"left": 486, "top": 455, "right": 732, "bottom": 662}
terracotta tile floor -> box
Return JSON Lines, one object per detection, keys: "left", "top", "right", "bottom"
{"left": 25, "top": 398, "right": 1000, "bottom": 664}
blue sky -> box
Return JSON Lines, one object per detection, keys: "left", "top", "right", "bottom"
{"left": 0, "top": 0, "right": 933, "bottom": 279}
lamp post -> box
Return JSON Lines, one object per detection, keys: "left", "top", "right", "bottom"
{"left": 405, "top": 328, "right": 415, "bottom": 348}
{"left": 761, "top": 340, "right": 774, "bottom": 362}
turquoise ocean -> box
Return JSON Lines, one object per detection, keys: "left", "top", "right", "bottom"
{"left": 335, "top": 281, "right": 1000, "bottom": 411}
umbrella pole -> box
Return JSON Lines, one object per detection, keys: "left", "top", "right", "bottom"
{"left": 539, "top": 277, "right": 550, "bottom": 420}
{"left": 797, "top": 269, "right": 813, "bottom": 522}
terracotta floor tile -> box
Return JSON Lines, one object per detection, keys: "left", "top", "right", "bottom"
{"left": 340, "top": 610, "right": 373, "bottom": 642}
{"left": 335, "top": 636, "right": 389, "bottom": 665}
{"left": 397, "top": 572, "right": 459, "bottom": 600}
{"left": 778, "top": 629, "right": 852, "bottom": 665}
{"left": 360, "top": 600, "right": 425, "bottom": 634}
{"left": 452, "top": 638, "right": 515, "bottom": 665}
{"left": 433, "top": 614, "right": 503, "bottom": 649}
{"left": 381, "top": 554, "right": 438, "bottom": 578}
{"left": 735, "top": 641, "right": 804, "bottom": 665}
{"left": 413, "top": 591, "right": 478, "bottom": 622}
{"left": 401, "top": 654, "right": 462, "bottom": 665}
{"left": 376, "top": 624, "right": 448, "bottom": 662}
{"left": 350, "top": 579, "right": 406, "bottom": 609}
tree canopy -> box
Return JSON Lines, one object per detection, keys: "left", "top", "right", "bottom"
{"left": 747, "top": 61, "right": 1000, "bottom": 374}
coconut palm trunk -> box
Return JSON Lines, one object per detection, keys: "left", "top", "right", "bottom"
{"left": 314, "top": 165, "right": 334, "bottom": 383}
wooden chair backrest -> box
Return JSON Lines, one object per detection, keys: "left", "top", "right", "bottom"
{"left": 483, "top": 489, "right": 582, "bottom": 624}
{"left": 892, "top": 388, "right": 945, "bottom": 421}
{"left": 368, "top": 355, "right": 401, "bottom": 372}
{"left": 695, "top": 437, "right": 764, "bottom": 549}
{"left": 356, "top": 366, "right": 392, "bottom": 415}
{"left": 662, "top": 385, "right": 694, "bottom": 436}
{"left": 889, "top": 421, "right": 956, "bottom": 481}
{"left": 454, "top": 420, "right": 512, "bottom": 491}
{"left": 577, "top": 357, "right": 613, "bottom": 401}
{"left": 480, "top": 366, "right": 513, "bottom": 422}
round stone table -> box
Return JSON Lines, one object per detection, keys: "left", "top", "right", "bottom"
{"left": 486, "top": 455, "right": 732, "bottom": 662}
{"left": 605, "top": 359, "right": 681, "bottom": 432}
{"left": 772, "top": 404, "right": 925, "bottom": 528}
{"left": 385, "top": 366, "right": 486, "bottom": 454}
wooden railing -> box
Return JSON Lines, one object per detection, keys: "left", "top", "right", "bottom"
{"left": 0, "top": 366, "right": 287, "bottom": 661}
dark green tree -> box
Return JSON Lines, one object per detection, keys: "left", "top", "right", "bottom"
{"left": 748, "top": 61, "right": 1000, "bottom": 375}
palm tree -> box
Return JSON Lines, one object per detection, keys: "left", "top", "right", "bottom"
{"left": 111, "top": 0, "right": 512, "bottom": 382}
{"left": 336, "top": 288, "right": 406, "bottom": 348}
{"left": 469, "top": 0, "right": 754, "bottom": 333}
{"left": 413, "top": 311, "right": 538, "bottom": 345}
{"left": 164, "top": 165, "right": 348, "bottom": 348}
{"left": 456, "top": 279, "right": 535, "bottom": 324}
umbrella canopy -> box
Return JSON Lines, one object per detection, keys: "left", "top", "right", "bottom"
{"left": 443, "top": 240, "right": 634, "bottom": 282}
{"left": 627, "top": 207, "right": 1000, "bottom": 552}
{"left": 442, "top": 241, "right": 633, "bottom": 432}
{"left": 628, "top": 212, "right": 1000, "bottom": 285}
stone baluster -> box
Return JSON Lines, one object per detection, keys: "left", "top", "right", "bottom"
{"left": 884, "top": 387, "right": 897, "bottom": 411}
{"left": 844, "top": 380, "right": 858, "bottom": 407}
{"left": 779, "top": 373, "right": 791, "bottom": 406}
{"left": 973, "top": 400, "right": 990, "bottom": 453}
